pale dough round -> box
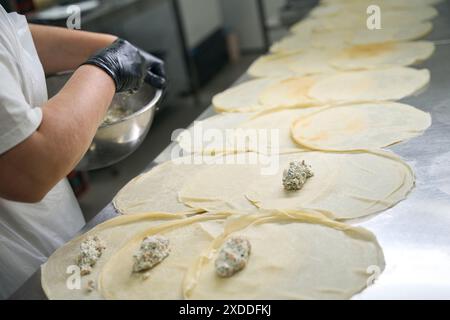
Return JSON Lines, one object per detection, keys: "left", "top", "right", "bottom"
{"left": 41, "top": 212, "right": 186, "bottom": 300}
{"left": 176, "top": 113, "right": 253, "bottom": 155}
{"left": 213, "top": 78, "right": 283, "bottom": 113}
{"left": 98, "top": 215, "right": 228, "bottom": 300}
{"left": 375, "top": 8, "right": 438, "bottom": 24}
{"left": 177, "top": 107, "right": 327, "bottom": 155}
{"left": 310, "top": 4, "right": 437, "bottom": 21}
{"left": 286, "top": 50, "right": 338, "bottom": 75}
{"left": 331, "top": 42, "right": 435, "bottom": 70}
{"left": 292, "top": 16, "right": 432, "bottom": 35}
{"left": 179, "top": 151, "right": 415, "bottom": 220}
{"left": 247, "top": 54, "right": 299, "bottom": 78}
{"left": 44, "top": 211, "right": 385, "bottom": 300}
{"left": 113, "top": 160, "right": 206, "bottom": 215}
{"left": 238, "top": 106, "right": 327, "bottom": 153}
{"left": 248, "top": 51, "right": 337, "bottom": 78}
{"left": 270, "top": 34, "right": 310, "bottom": 54}
{"left": 184, "top": 212, "right": 385, "bottom": 300}
{"left": 291, "top": 102, "right": 431, "bottom": 151}
{"left": 321, "top": 0, "right": 442, "bottom": 8}
{"left": 259, "top": 76, "right": 322, "bottom": 108}
{"left": 308, "top": 67, "right": 430, "bottom": 104}
{"left": 291, "top": 3, "right": 436, "bottom": 41}
{"left": 351, "top": 22, "right": 433, "bottom": 45}
{"left": 271, "top": 33, "right": 349, "bottom": 54}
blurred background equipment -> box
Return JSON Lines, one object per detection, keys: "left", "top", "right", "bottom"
{"left": 0, "top": 0, "right": 12, "bottom": 11}
{"left": 280, "top": 0, "right": 319, "bottom": 27}
{"left": 6, "top": 0, "right": 36, "bottom": 13}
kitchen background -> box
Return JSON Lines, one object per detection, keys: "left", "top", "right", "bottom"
{"left": 1, "top": 0, "right": 318, "bottom": 221}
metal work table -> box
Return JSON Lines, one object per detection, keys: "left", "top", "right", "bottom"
{"left": 11, "top": 1, "right": 450, "bottom": 300}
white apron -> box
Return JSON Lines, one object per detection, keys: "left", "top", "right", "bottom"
{"left": 0, "top": 7, "right": 85, "bottom": 299}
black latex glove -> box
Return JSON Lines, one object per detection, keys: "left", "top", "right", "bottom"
{"left": 140, "top": 50, "right": 166, "bottom": 89}
{"left": 83, "top": 39, "right": 165, "bottom": 93}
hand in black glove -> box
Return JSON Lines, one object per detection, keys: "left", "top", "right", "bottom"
{"left": 83, "top": 39, "right": 166, "bottom": 93}
{"left": 140, "top": 50, "right": 166, "bottom": 90}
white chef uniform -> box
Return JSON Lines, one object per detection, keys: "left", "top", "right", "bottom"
{"left": 0, "top": 5, "right": 85, "bottom": 299}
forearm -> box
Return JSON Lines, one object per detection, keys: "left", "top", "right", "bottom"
{"left": 39, "top": 65, "right": 116, "bottom": 169}
{"left": 29, "top": 24, "right": 117, "bottom": 75}
{"left": 0, "top": 65, "right": 115, "bottom": 202}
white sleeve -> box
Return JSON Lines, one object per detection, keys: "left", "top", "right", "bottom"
{"left": 0, "top": 49, "right": 42, "bottom": 155}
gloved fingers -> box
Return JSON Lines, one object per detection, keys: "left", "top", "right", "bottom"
{"left": 140, "top": 50, "right": 163, "bottom": 63}
{"left": 145, "top": 71, "right": 166, "bottom": 89}
{"left": 84, "top": 38, "right": 149, "bottom": 93}
{"left": 139, "top": 50, "right": 165, "bottom": 77}
{"left": 151, "top": 62, "right": 166, "bottom": 79}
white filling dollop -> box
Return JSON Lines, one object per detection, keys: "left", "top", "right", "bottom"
{"left": 215, "top": 236, "right": 251, "bottom": 278}
{"left": 282, "top": 160, "right": 314, "bottom": 191}
{"left": 133, "top": 235, "right": 170, "bottom": 273}
{"left": 77, "top": 236, "right": 106, "bottom": 276}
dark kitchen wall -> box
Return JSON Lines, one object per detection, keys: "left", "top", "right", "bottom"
{"left": 0, "top": 0, "right": 12, "bottom": 12}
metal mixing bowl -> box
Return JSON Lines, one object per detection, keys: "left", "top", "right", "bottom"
{"left": 46, "top": 72, "right": 163, "bottom": 171}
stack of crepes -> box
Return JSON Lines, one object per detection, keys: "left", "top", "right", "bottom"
{"left": 42, "top": 0, "right": 440, "bottom": 300}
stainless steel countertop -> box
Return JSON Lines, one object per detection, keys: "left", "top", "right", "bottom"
{"left": 10, "top": 0, "right": 450, "bottom": 300}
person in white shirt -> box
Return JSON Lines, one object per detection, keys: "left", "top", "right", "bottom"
{"left": 0, "top": 5, "right": 165, "bottom": 299}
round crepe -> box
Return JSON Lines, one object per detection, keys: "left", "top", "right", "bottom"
{"left": 176, "top": 113, "right": 253, "bottom": 155}
{"left": 270, "top": 33, "right": 349, "bottom": 54}
{"left": 331, "top": 42, "right": 435, "bottom": 70}
{"left": 184, "top": 211, "right": 385, "bottom": 300}
{"left": 238, "top": 106, "right": 327, "bottom": 153}
{"left": 270, "top": 34, "right": 310, "bottom": 54}
{"left": 310, "top": 3, "right": 438, "bottom": 21}
{"left": 41, "top": 212, "right": 186, "bottom": 300}
{"left": 177, "top": 107, "right": 326, "bottom": 155}
{"left": 308, "top": 67, "right": 430, "bottom": 104}
{"left": 292, "top": 14, "right": 433, "bottom": 35}
{"left": 259, "top": 76, "right": 322, "bottom": 108}
{"left": 351, "top": 22, "right": 433, "bottom": 45}
{"left": 98, "top": 214, "right": 229, "bottom": 300}
{"left": 372, "top": 8, "right": 437, "bottom": 24}
{"left": 113, "top": 160, "right": 207, "bottom": 215}
{"left": 247, "top": 54, "right": 299, "bottom": 78}
{"left": 248, "top": 50, "right": 337, "bottom": 78}
{"left": 291, "top": 102, "right": 432, "bottom": 151}
{"left": 179, "top": 151, "right": 415, "bottom": 220}
{"left": 287, "top": 50, "right": 338, "bottom": 75}
{"left": 291, "top": 5, "right": 435, "bottom": 39}
{"left": 213, "top": 78, "right": 283, "bottom": 113}
{"left": 321, "top": 0, "right": 442, "bottom": 8}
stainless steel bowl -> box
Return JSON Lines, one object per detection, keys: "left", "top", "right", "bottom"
{"left": 46, "top": 72, "right": 163, "bottom": 171}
